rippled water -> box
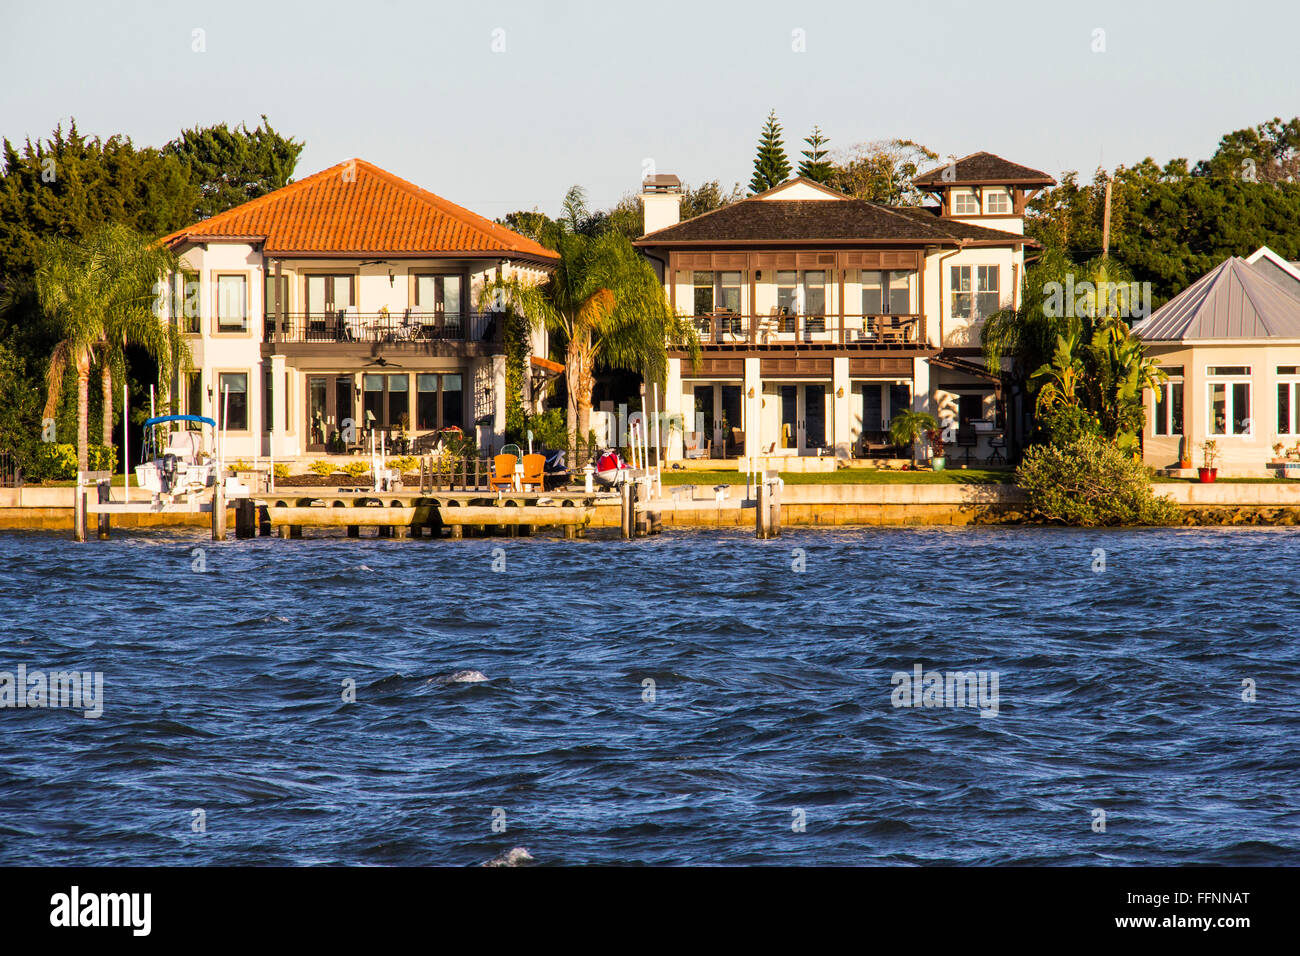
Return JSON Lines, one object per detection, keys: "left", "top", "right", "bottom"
{"left": 0, "top": 525, "right": 1297, "bottom": 866}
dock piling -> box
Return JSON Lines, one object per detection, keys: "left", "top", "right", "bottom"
{"left": 211, "top": 483, "right": 226, "bottom": 540}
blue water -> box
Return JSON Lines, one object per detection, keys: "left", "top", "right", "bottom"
{"left": 0, "top": 526, "right": 1297, "bottom": 866}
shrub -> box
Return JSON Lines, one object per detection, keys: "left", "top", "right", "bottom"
{"left": 26, "top": 442, "right": 117, "bottom": 481}
{"left": 1016, "top": 434, "right": 1179, "bottom": 527}
{"left": 391, "top": 455, "right": 418, "bottom": 474}
{"left": 343, "top": 460, "right": 369, "bottom": 480}
{"left": 1036, "top": 405, "right": 1101, "bottom": 448}
{"left": 273, "top": 463, "right": 291, "bottom": 480}
{"left": 308, "top": 460, "right": 336, "bottom": 477}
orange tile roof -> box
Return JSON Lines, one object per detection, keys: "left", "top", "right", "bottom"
{"left": 160, "top": 159, "right": 558, "bottom": 261}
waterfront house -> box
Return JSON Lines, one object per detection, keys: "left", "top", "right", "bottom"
{"left": 633, "top": 153, "right": 1055, "bottom": 462}
{"left": 1134, "top": 246, "right": 1300, "bottom": 475}
{"left": 158, "top": 159, "right": 558, "bottom": 460}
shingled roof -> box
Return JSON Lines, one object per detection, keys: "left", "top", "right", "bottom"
{"left": 1133, "top": 256, "right": 1300, "bottom": 341}
{"left": 634, "top": 197, "right": 1031, "bottom": 245}
{"left": 913, "top": 151, "right": 1055, "bottom": 187}
{"left": 160, "top": 159, "right": 558, "bottom": 261}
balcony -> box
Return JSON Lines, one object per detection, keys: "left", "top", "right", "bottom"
{"left": 263, "top": 311, "right": 502, "bottom": 346}
{"left": 682, "top": 311, "right": 928, "bottom": 349}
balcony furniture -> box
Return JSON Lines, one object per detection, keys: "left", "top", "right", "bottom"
{"left": 955, "top": 424, "right": 978, "bottom": 464}
{"left": 756, "top": 308, "right": 778, "bottom": 344}
{"left": 986, "top": 434, "right": 1007, "bottom": 465}
{"left": 521, "top": 453, "right": 546, "bottom": 491}
{"left": 489, "top": 454, "right": 517, "bottom": 492}
{"left": 730, "top": 427, "right": 745, "bottom": 456}
{"left": 778, "top": 308, "right": 797, "bottom": 334}
{"left": 684, "top": 431, "right": 711, "bottom": 459}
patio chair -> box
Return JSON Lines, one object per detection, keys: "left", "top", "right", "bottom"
{"left": 684, "top": 431, "right": 711, "bottom": 459}
{"left": 343, "top": 307, "right": 364, "bottom": 342}
{"left": 489, "top": 453, "right": 517, "bottom": 491}
{"left": 521, "top": 453, "right": 546, "bottom": 491}
{"left": 730, "top": 427, "right": 746, "bottom": 456}
{"left": 955, "top": 424, "right": 978, "bottom": 464}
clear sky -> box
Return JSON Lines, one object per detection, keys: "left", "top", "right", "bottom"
{"left": 2, "top": 0, "right": 1296, "bottom": 219}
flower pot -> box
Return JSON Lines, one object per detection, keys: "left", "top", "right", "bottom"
{"left": 1198, "top": 467, "right": 1217, "bottom": 483}
{"left": 931, "top": 457, "right": 947, "bottom": 472}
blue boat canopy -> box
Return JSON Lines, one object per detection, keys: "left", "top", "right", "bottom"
{"left": 143, "top": 414, "right": 216, "bottom": 428}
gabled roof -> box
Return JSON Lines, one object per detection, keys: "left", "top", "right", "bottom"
{"left": 634, "top": 194, "right": 1031, "bottom": 246}
{"left": 160, "top": 159, "right": 558, "bottom": 261}
{"left": 749, "top": 177, "right": 849, "bottom": 201}
{"left": 913, "top": 151, "right": 1056, "bottom": 188}
{"left": 1133, "top": 255, "right": 1300, "bottom": 341}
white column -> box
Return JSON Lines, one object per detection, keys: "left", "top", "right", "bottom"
{"left": 665, "top": 357, "right": 684, "bottom": 461}
{"left": 271, "top": 354, "right": 287, "bottom": 459}
{"left": 492, "top": 354, "right": 507, "bottom": 450}
{"left": 744, "top": 357, "right": 762, "bottom": 459}
{"left": 832, "top": 356, "right": 851, "bottom": 457}
{"left": 912, "top": 356, "right": 932, "bottom": 463}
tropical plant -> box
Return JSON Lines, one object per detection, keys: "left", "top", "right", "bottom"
{"left": 888, "top": 410, "right": 939, "bottom": 461}
{"left": 34, "top": 223, "right": 185, "bottom": 476}
{"left": 481, "top": 187, "right": 697, "bottom": 444}
{"left": 1016, "top": 434, "right": 1179, "bottom": 527}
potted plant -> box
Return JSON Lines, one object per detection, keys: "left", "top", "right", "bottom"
{"left": 888, "top": 410, "right": 940, "bottom": 469}
{"left": 1273, "top": 442, "right": 1286, "bottom": 463}
{"left": 1199, "top": 440, "right": 1219, "bottom": 483}
{"left": 927, "top": 426, "right": 948, "bottom": 471}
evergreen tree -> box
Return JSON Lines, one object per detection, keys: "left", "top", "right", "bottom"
{"left": 798, "top": 126, "right": 833, "bottom": 183}
{"left": 164, "top": 115, "right": 303, "bottom": 220}
{"left": 749, "top": 110, "right": 792, "bottom": 194}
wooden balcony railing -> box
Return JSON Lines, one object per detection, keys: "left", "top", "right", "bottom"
{"left": 263, "top": 311, "right": 503, "bottom": 345}
{"left": 681, "top": 311, "right": 927, "bottom": 348}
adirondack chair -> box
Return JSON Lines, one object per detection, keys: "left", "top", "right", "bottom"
{"left": 520, "top": 453, "right": 546, "bottom": 491}
{"left": 489, "top": 453, "right": 517, "bottom": 491}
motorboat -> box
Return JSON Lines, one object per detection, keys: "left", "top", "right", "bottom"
{"left": 135, "top": 415, "right": 217, "bottom": 497}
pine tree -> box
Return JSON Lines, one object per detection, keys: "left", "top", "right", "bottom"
{"left": 798, "top": 126, "right": 833, "bottom": 183}
{"left": 749, "top": 110, "right": 792, "bottom": 194}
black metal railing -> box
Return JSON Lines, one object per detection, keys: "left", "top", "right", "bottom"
{"left": 683, "top": 311, "right": 926, "bottom": 347}
{"left": 263, "top": 311, "right": 502, "bottom": 345}
{"left": 0, "top": 450, "right": 22, "bottom": 488}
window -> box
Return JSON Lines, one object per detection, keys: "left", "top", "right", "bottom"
{"left": 958, "top": 393, "right": 985, "bottom": 425}
{"left": 414, "top": 274, "right": 463, "bottom": 315}
{"left": 305, "top": 274, "right": 354, "bottom": 315}
{"left": 1207, "top": 367, "right": 1252, "bottom": 436}
{"left": 1152, "top": 367, "right": 1184, "bottom": 436}
{"left": 185, "top": 372, "right": 202, "bottom": 425}
{"left": 417, "top": 373, "right": 464, "bottom": 431}
{"left": 1278, "top": 367, "right": 1300, "bottom": 434}
{"left": 952, "top": 190, "right": 978, "bottom": 215}
{"left": 263, "top": 274, "right": 289, "bottom": 318}
{"left": 983, "top": 189, "right": 1011, "bottom": 215}
{"left": 216, "top": 275, "right": 247, "bottom": 332}
{"left": 363, "top": 374, "right": 384, "bottom": 427}
{"left": 388, "top": 374, "right": 409, "bottom": 429}
{"left": 693, "top": 271, "right": 742, "bottom": 315}
{"left": 976, "top": 266, "right": 1000, "bottom": 319}
{"left": 951, "top": 266, "right": 972, "bottom": 319}
{"left": 776, "top": 271, "right": 798, "bottom": 316}
{"left": 172, "top": 270, "right": 199, "bottom": 333}
{"left": 861, "top": 270, "right": 913, "bottom": 315}
{"left": 217, "top": 372, "right": 248, "bottom": 431}
{"left": 362, "top": 373, "right": 418, "bottom": 429}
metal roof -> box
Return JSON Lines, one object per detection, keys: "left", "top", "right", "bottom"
{"left": 1132, "top": 256, "right": 1300, "bottom": 341}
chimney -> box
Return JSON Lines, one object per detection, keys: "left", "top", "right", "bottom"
{"left": 639, "top": 174, "right": 682, "bottom": 235}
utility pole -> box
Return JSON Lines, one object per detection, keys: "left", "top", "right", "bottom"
{"left": 1101, "top": 176, "right": 1113, "bottom": 258}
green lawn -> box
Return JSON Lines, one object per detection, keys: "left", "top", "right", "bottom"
{"left": 660, "top": 467, "right": 1011, "bottom": 486}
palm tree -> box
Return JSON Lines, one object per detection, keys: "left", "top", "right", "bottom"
{"left": 889, "top": 409, "right": 939, "bottom": 461}
{"left": 35, "top": 223, "right": 184, "bottom": 475}
{"left": 482, "top": 187, "right": 698, "bottom": 444}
